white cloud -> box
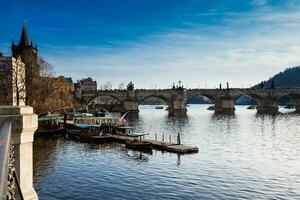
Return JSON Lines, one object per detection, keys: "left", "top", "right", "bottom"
{"left": 38, "top": 5, "right": 300, "bottom": 89}
{"left": 251, "top": 0, "right": 268, "bottom": 6}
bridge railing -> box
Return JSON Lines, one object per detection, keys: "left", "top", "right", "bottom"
{"left": 0, "top": 121, "right": 24, "bottom": 200}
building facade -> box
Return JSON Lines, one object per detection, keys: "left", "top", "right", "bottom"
{"left": 75, "top": 77, "right": 97, "bottom": 100}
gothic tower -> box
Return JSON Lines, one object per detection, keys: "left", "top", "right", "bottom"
{"left": 11, "top": 25, "right": 39, "bottom": 104}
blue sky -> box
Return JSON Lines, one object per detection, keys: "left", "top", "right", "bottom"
{"left": 1, "top": 0, "right": 300, "bottom": 88}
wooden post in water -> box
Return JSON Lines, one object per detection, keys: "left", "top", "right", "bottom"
{"left": 177, "top": 132, "right": 181, "bottom": 145}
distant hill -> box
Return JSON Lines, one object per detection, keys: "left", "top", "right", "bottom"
{"left": 237, "top": 66, "right": 300, "bottom": 105}
{"left": 253, "top": 66, "right": 300, "bottom": 89}
{"left": 140, "top": 66, "right": 300, "bottom": 105}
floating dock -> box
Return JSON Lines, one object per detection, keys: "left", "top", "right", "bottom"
{"left": 67, "top": 132, "right": 199, "bottom": 154}
{"left": 111, "top": 135, "right": 198, "bottom": 154}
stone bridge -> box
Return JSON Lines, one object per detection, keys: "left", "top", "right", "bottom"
{"left": 83, "top": 87, "right": 300, "bottom": 114}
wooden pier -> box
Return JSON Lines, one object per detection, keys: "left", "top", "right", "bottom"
{"left": 110, "top": 135, "right": 198, "bottom": 154}
{"left": 67, "top": 131, "right": 199, "bottom": 154}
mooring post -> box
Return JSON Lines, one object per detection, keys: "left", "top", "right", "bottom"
{"left": 63, "top": 113, "right": 67, "bottom": 127}
{"left": 177, "top": 132, "right": 181, "bottom": 145}
{"left": 162, "top": 133, "right": 164, "bottom": 142}
{"left": 155, "top": 133, "right": 157, "bottom": 141}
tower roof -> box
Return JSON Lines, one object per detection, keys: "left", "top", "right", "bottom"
{"left": 11, "top": 24, "right": 38, "bottom": 57}
{"left": 19, "top": 25, "right": 30, "bottom": 47}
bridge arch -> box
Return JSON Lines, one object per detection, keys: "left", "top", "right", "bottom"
{"left": 234, "top": 94, "right": 258, "bottom": 105}
{"left": 51, "top": 107, "right": 74, "bottom": 114}
{"left": 185, "top": 93, "right": 216, "bottom": 112}
{"left": 86, "top": 94, "right": 122, "bottom": 111}
{"left": 277, "top": 94, "right": 295, "bottom": 104}
{"left": 137, "top": 94, "right": 172, "bottom": 107}
{"left": 275, "top": 94, "right": 297, "bottom": 112}
{"left": 239, "top": 93, "right": 279, "bottom": 114}
{"left": 186, "top": 93, "right": 214, "bottom": 104}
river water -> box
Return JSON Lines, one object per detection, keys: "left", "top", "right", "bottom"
{"left": 33, "top": 105, "right": 300, "bottom": 200}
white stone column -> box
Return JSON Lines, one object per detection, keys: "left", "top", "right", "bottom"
{"left": 0, "top": 106, "right": 38, "bottom": 200}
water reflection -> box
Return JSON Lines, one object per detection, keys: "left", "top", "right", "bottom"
{"left": 209, "top": 113, "right": 238, "bottom": 136}
{"left": 177, "top": 154, "right": 181, "bottom": 166}
{"left": 33, "top": 105, "right": 300, "bottom": 200}
{"left": 126, "top": 152, "right": 149, "bottom": 162}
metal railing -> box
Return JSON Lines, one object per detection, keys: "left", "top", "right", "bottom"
{"left": 0, "top": 121, "right": 23, "bottom": 200}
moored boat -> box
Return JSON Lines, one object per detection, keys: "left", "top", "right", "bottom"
{"left": 284, "top": 104, "right": 295, "bottom": 109}
{"left": 247, "top": 105, "right": 256, "bottom": 109}
{"left": 207, "top": 106, "right": 215, "bottom": 111}
{"left": 36, "top": 115, "right": 65, "bottom": 136}
{"left": 155, "top": 106, "right": 164, "bottom": 109}
{"left": 115, "top": 127, "right": 152, "bottom": 151}
{"left": 125, "top": 132, "right": 151, "bottom": 151}
{"left": 125, "top": 140, "right": 152, "bottom": 151}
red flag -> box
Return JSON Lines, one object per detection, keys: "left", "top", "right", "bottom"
{"left": 118, "top": 112, "right": 128, "bottom": 125}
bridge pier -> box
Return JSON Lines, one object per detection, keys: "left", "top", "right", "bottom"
{"left": 169, "top": 99, "right": 187, "bottom": 117}
{"left": 90, "top": 87, "right": 300, "bottom": 115}
{"left": 214, "top": 98, "right": 235, "bottom": 114}
{"left": 256, "top": 97, "right": 278, "bottom": 114}
{"left": 292, "top": 97, "right": 300, "bottom": 113}
{"left": 168, "top": 110, "right": 187, "bottom": 117}
{"left": 122, "top": 101, "right": 139, "bottom": 113}
{"left": 295, "top": 105, "right": 300, "bottom": 113}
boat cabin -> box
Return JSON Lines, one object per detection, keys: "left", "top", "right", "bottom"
{"left": 36, "top": 115, "right": 65, "bottom": 136}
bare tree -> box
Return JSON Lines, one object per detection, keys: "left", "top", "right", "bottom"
{"left": 0, "top": 57, "right": 26, "bottom": 106}
{"left": 118, "top": 82, "right": 125, "bottom": 90}
{"left": 31, "top": 76, "right": 56, "bottom": 114}
{"left": 31, "top": 57, "right": 59, "bottom": 113}
{"left": 38, "top": 56, "right": 55, "bottom": 77}
{"left": 11, "top": 59, "right": 26, "bottom": 105}
{"left": 103, "top": 81, "right": 113, "bottom": 90}
{"left": 23, "top": 56, "right": 41, "bottom": 105}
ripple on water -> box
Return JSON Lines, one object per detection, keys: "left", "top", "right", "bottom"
{"left": 33, "top": 105, "right": 300, "bottom": 200}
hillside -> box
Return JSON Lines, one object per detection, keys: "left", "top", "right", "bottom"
{"left": 236, "top": 66, "right": 300, "bottom": 105}
{"left": 253, "top": 66, "right": 300, "bottom": 89}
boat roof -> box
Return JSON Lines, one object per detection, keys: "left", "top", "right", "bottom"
{"left": 38, "top": 116, "right": 63, "bottom": 122}
{"left": 74, "top": 124, "right": 100, "bottom": 128}
{"left": 117, "top": 126, "right": 134, "bottom": 129}
{"left": 127, "top": 132, "right": 149, "bottom": 137}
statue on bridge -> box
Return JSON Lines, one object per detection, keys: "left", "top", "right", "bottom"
{"left": 127, "top": 81, "right": 134, "bottom": 91}
{"left": 172, "top": 82, "right": 176, "bottom": 90}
